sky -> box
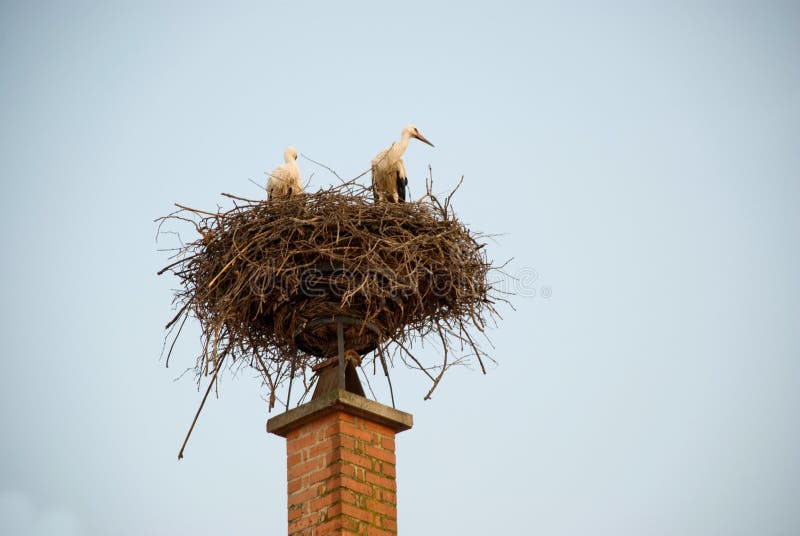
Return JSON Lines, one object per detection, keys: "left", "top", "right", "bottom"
{"left": 1, "top": 1, "right": 799, "bottom": 535}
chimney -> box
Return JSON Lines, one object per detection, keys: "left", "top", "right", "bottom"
{"left": 268, "top": 388, "right": 413, "bottom": 535}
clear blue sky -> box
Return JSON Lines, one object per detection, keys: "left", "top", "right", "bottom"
{"left": 1, "top": 1, "right": 799, "bottom": 535}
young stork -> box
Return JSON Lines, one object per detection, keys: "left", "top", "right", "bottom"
{"left": 371, "top": 125, "right": 434, "bottom": 203}
{"left": 266, "top": 146, "right": 302, "bottom": 200}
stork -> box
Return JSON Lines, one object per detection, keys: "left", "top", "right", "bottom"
{"left": 371, "top": 125, "right": 434, "bottom": 203}
{"left": 266, "top": 146, "right": 302, "bottom": 200}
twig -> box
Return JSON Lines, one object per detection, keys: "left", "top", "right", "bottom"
{"left": 221, "top": 192, "right": 261, "bottom": 203}
{"left": 301, "top": 153, "right": 345, "bottom": 183}
{"left": 175, "top": 203, "right": 218, "bottom": 217}
{"left": 165, "top": 312, "right": 188, "bottom": 368}
{"left": 178, "top": 353, "right": 226, "bottom": 460}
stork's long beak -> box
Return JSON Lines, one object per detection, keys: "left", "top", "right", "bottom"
{"left": 414, "top": 132, "right": 435, "bottom": 147}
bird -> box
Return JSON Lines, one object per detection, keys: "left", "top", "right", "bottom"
{"left": 266, "top": 146, "right": 302, "bottom": 200}
{"left": 371, "top": 125, "right": 434, "bottom": 203}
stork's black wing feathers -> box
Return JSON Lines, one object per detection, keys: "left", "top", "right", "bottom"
{"left": 396, "top": 172, "right": 407, "bottom": 203}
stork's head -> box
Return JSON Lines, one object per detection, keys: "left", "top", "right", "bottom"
{"left": 403, "top": 125, "right": 434, "bottom": 147}
{"left": 284, "top": 146, "right": 298, "bottom": 162}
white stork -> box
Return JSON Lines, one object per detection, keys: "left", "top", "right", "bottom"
{"left": 371, "top": 125, "right": 434, "bottom": 203}
{"left": 266, "top": 146, "right": 302, "bottom": 200}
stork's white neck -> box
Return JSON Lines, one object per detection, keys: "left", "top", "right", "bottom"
{"left": 393, "top": 129, "right": 413, "bottom": 157}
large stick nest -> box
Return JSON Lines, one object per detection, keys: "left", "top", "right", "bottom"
{"left": 158, "top": 180, "right": 502, "bottom": 409}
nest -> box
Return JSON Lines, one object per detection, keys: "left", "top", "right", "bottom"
{"left": 158, "top": 180, "right": 501, "bottom": 411}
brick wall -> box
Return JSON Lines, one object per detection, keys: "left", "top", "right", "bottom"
{"left": 285, "top": 410, "right": 400, "bottom": 535}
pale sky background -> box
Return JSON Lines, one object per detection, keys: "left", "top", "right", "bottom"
{"left": 1, "top": 1, "right": 799, "bottom": 535}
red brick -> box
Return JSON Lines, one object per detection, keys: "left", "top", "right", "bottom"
{"left": 339, "top": 448, "right": 374, "bottom": 470}
{"left": 309, "top": 490, "right": 339, "bottom": 512}
{"left": 335, "top": 434, "right": 356, "bottom": 451}
{"left": 353, "top": 466, "right": 367, "bottom": 482}
{"left": 287, "top": 433, "right": 317, "bottom": 455}
{"left": 310, "top": 412, "right": 342, "bottom": 429}
{"left": 365, "top": 444, "right": 396, "bottom": 464}
{"left": 339, "top": 422, "right": 373, "bottom": 442}
{"left": 288, "top": 506, "right": 302, "bottom": 521}
{"left": 338, "top": 515, "right": 361, "bottom": 532}
{"left": 366, "top": 498, "right": 397, "bottom": 519}
{"left": 326, "top": 501, "right": 343, "bottom": 519}
{"left": 367, "top": 526, "right": 395, "bottom": 536}
{"left": 362, "top": 420, "right": 394, "bottom": 436}
{"left": 339, "top": 461, "right": 356, "bottom": 479}
{"left": 287, "top": 477, "right": 302, "bottom": 495}
{"left": 285, "top": 427, "right": 305, "bottom": 441}
{"left": 380, "top": 462, "right": 396, "bottom": 478}
{"left": 376, "top": 488, "right": 396, "bottom": 504}
{"left": 365, "top": 471, "right": 395, "bottom": 491}
{"left": 288, "top": 486, "right": 317, "bottom": 507}
{"left": 286, "top": 452, "right": 303, "bottom": 468}
{"left": 323, "top": 423, "right": 341, "bottom": 439}
{"left": 315, "top": 517, "right": 343, "bottom": 535}
{"left": 308, "top": 437, "right": 338, "bottom": 459}
{"left": 317, "top": 513, "right": 361, "bottom": 535}
{"left": 287, "top": 457, "right": 321, "bottom": 480}
{"left": 337, "top": 410, "right": 358, "bottom": 423}
{"left": 306, "top": 464, "right": 338, "bottom": 485}
{"left": 340, "top": 488, "right": 358, "bottom": 505}
{"left": 340, "top": 475, "right": 373, "bottom": 496}
{"left": 342, "top": 502, "right": 374, "bottom": 524}
{"left": 288, "top": 515, "right": 315, "bottom": 533}
{"left": 381, "top": 437, "right": 395, "bottom": 451}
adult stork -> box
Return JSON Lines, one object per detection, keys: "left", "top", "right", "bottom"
{"left": 371, "top": 125, "right": 434, "bottom": 203}
{"left": 266, "top": 146, "right": 302, "bottom": 200}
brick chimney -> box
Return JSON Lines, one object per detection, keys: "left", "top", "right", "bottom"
{"left": 268, "top": 389, "right": 413, "bottom": 535}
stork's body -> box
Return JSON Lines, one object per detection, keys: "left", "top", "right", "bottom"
{"left": 371, "top": 125, "right": 434, "bottom": 203}
{"left": 266, "top": 147, "right": 302, "bottom": 200}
